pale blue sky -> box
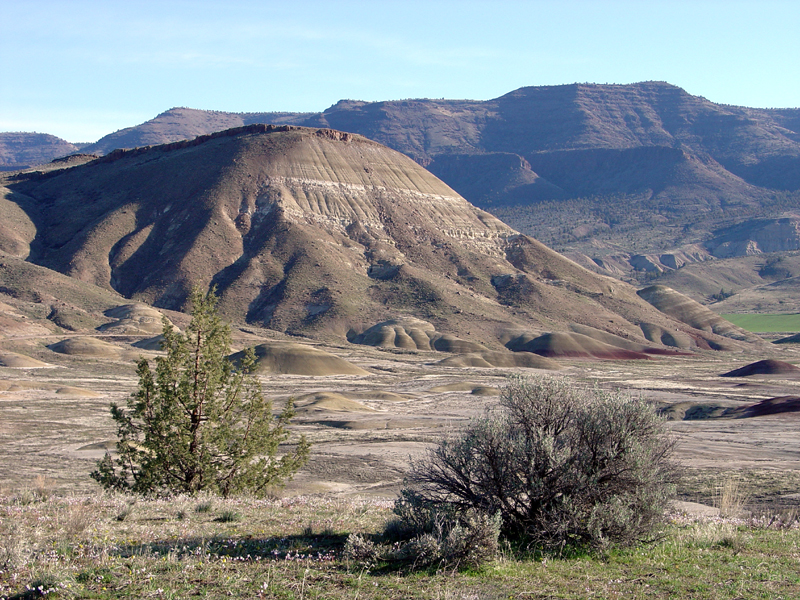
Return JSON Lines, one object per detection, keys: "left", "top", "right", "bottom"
{"left": 1, "top": 0, "right": 797, "bottom": 142}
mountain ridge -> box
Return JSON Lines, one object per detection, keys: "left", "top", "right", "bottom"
{"left": 79, "top": 83, "right": 800, "bottom": 271}
{"left": 1, "top": 124, "right": 754, "bottom": 353}
{"left": 6, "top": 81, "right": 800, "bottom": 278}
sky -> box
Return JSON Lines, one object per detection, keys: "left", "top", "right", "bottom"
{"left": 1, "top": 0, "right": 798, "bottom": 143}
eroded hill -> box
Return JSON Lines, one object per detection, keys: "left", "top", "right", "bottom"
{"left": 54, "top": 82, "right": 799, "bottom": 277}
{"left": 1, "top": 125, "right": 754, "bottom": 353}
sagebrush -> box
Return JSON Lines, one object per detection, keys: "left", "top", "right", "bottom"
{"left": 344, "top": 489, "right": 501, "bottom": 569}
{"left": 403, "top": 375, "right": 679, "bottom": 548}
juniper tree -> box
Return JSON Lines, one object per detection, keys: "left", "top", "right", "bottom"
{"left": 91, "top": 287, "right": 310, "bottom": 497}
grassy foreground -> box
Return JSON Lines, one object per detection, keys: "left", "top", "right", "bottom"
{"left": 1, "top": 490, "right": 799, "bottom": 600}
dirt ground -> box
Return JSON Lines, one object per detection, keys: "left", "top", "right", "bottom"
{"left": 1, "top": 330, "right": 799, "bottom": 508}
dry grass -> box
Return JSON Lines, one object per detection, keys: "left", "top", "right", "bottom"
{"left": 714, "top": 475, "right": 751, "bottom": 518}
{"left": 0, "top": 490, "right": 798, "bottom": 599}
{"left": 32, "top": 476, "right": 55, "bottom": 501}
{"left": 62, "top": 501, "right": 94, "bottom": 536}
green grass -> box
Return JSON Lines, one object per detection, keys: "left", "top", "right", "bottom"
{"left": 1, "top": 491, "right": 798, "bottom": 599}
{"left": 720, "top": 313, "right": 800, "bottom": 332}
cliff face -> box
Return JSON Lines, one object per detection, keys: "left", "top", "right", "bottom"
{"left": 707, "top": 218, "right": 800, "bottom": 257}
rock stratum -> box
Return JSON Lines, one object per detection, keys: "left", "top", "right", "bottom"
{"left": 0, "top": 125, "right": 757, "bottom": 352}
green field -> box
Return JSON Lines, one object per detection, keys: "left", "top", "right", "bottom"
{"left": 721, "top": 313, "right": 800, "bottom": 333}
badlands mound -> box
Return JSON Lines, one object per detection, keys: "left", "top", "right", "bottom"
{"left": 52, "top": 386, "right": 102, "bottom": 397}
{"left": 727, "top": 396, "right": 800, "bottom": 418}
{"left": 638, "top": 322, "right": 696, "bottom": 350}
{"left": 505, "top": 332, "right": 653, "bottom": 360}
{"left": 637, "top": 285, "right": 759, "bottom": 345}
{"left": 294, "top": 392, "right": 375, "bottom": 413}
{"left": 47, "top": 337, "right": 133, "bottom": 360}
{"left": 0, "top": 351, "right": 49, "bottom": 368}
{"left": 1, "top": 125, "right": 762, "bottom": 352}
{"left": 98, "top": 304, "right": 169, "bottom": 334}
{"left": 231, "top": 342, "right": 368, "bottom": 376}
{"left": 720, "top": 359, "right": 800, "bottom": 377}
{"left": 774, "top": 333, "right": 800, "bottom": 344}
{"left": 437, "top": 351, "right": 561, "bottom": 370}
{"left": 0, "top": 380, "right": 98, "bottom": 396}
{"left": 665, "top": 395, "right": 800, "bottom": 420}
{"left": 502, "top": 323, "right": 685, "bottom": 360}
{"left": 565, "top": 323, "right": 689, "bottom": 355}
{"left": 131, "top": 335, "right": 165, "bottom": 351}
{"left": 349, "top": 318, "right": 486, "bottom": 352}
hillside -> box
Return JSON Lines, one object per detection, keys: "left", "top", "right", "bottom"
{"left": 0, "top": 125, "right": 752, "bottom": 352}
{"left": 0, "top": 132, "right": 83, "bottom": 170}
{"left": 46, "top": 83, "right": 795, "bottom": 275}
{"left": 651, "top": 251, "right": 800, "bottom": 314}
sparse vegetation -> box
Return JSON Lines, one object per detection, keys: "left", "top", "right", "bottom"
{"left": 401, "top": 375, "right": 679, "bottom": 550}
{"left": 714, "top": 475, "right": 750, "bottom": 519}
{"left": 91, "top": 287, "right": 310, "bottom": 497}
{"left": 678, "top": 468, "right": 800, "bottom": 517}
{"left": 0, "top": 491, "right": 798, "bottom": 599}
{"left": 214, "top": 509, "right": 242, "bottom": 523}
{"left": 710, "top": 288, "right": 735, "bottom": 302}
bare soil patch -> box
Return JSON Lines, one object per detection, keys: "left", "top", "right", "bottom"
{"left": 1, "top": 328, "right": 799, "bottom": 510}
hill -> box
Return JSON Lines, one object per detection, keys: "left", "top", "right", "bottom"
{"left": 643, "top": 251, "right": 800, "bottom": 314}
{"left": 60, "top": 83, "right": 799, "bottom": 275}
{"left": 81, "top": 108, "right": 312, "bottom": 156}
{"left": 0, "top": 124, "right": 752, "bottom": 352}
{"left": 0, "top": 132, "right": 84, "bottom": 170}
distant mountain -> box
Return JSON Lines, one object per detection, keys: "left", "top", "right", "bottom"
{"left": 0, "top": 133, "right": 84, "bottom": 170}
{"left": 1, "top": 124, "right": 750, "bottom": 352}
{"left": 75, "top": 83, "right": 800, "bottom": 270}
{"left": 79, "top": 84, "right": 800, "bottom": 196}
{"left": 6, "top": 82, "right": 800, "bottom": 275}
{"left": 81, "top": 108, "right": 311, "bottom": 156}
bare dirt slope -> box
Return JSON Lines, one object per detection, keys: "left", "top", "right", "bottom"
{"left": 2, "top": 125, "right": 755, "bottom": 352}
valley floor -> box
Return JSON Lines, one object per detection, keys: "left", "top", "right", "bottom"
{"left": 2, "top": 325, "right": 800, "bottom": 598}
{"left": 2, "top": 332, "right": 800, "bottom": 499}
